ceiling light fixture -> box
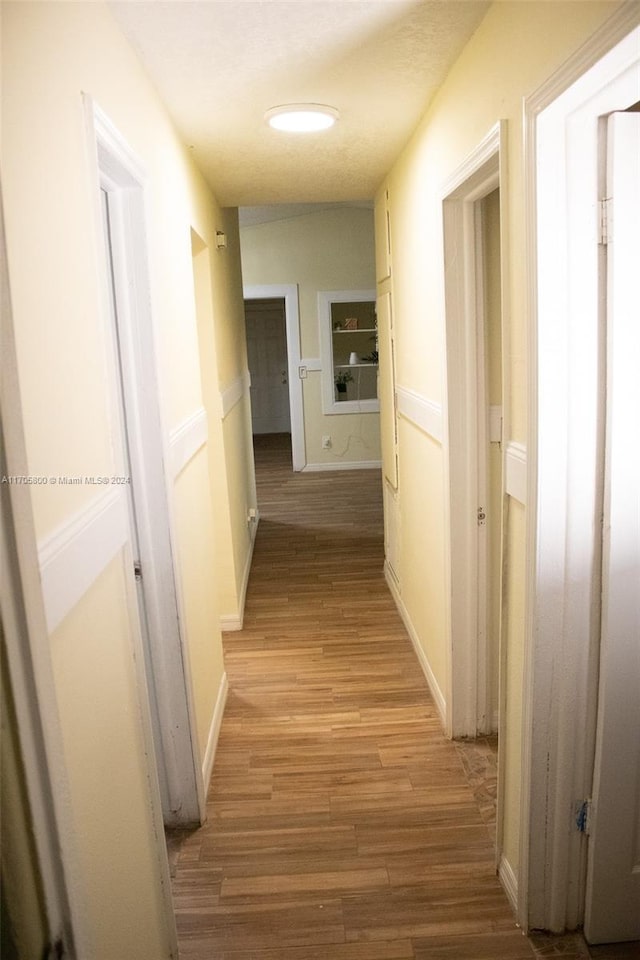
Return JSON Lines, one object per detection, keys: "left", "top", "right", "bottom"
{"left": 265, "top": 103, "right": 339, "bottom": 133}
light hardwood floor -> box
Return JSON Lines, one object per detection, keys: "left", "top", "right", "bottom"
{"left": 168, "top": 434, "right": 638, "bottom": 960}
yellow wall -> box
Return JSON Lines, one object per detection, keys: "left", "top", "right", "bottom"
{"left": 375, "top": 0, "right": 621, "bottom": 874}
{"left": 240, "top": 207, "right": 381, "bottom": 466}
{"left": 1, "top": 1, "right": 249, "bottom": 953}
{"left": 191, "top": 223, "right": 257, "bottom": 626}
{"left": 172, "top": 447, "right": 224, "bottom": 757}
{"left": 49, "top": 558, "right": 173, "bottom": 957}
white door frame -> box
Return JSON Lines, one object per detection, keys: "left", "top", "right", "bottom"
{"left": 584, "top": 109, "right": 640, "bottom": 944}
{"left": 521, "top": 7, "right": 640, "bottom": 934}
{"left": 442, "top": 121, "right": 506, "bottom": 742}
{"left": 1, "top": 190, "right": 85, "bottom": 959}
{"left": 244, "top": 296, "right": 292, "bottom": 434}
{"left": 243, "top": 283, "right": 306, "bottom": 470}
{"left": 87, "top": 99, "right": 205, "bottom": 828}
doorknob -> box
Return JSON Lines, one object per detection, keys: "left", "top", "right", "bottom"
{"left": 281, "top": 370, "right": 288, "bottom": 384}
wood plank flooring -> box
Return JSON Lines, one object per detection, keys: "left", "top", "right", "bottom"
{"left": 168, "top": 434, "right": 636, "bottom": 960}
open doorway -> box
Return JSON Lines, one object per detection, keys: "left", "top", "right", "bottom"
{"left": 245, "top": 297, "right": 291, "bottom": 436}
{"left": 442, "top": 123, "right": 506, "bottom": 746}
{"left": 243, "top": 283, "right": 306, "bottom": 472}
{"left": 524, "top": 21, "right": 640, "bottom": 942}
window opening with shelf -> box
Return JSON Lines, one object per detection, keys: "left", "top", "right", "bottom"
{"left": 318, "top": 289, "right": 379, "bottom": 415}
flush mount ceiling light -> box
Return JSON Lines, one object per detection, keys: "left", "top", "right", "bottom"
{"left": 265, "top": 103, "right": 339, "bottom": 133}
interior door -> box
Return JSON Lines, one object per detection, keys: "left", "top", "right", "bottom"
{"left": 245, "top": 298, "right": 291, "bottom": 434}
{"left": 584, "top": 110, "right": 640, "bottom": 944}
{"left": 100, "top": 189, "right": 174, "bottom": 820}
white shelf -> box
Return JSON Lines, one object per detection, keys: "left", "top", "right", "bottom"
{"left": 334, "top": 363, "right": 378, "bottom": 369}
{"left": 333, "top": 328, "right": 377, "bottom": 334}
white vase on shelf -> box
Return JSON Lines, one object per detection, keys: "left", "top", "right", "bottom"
{"left": 349, "top": 352, "right": 359, "bottom": 365}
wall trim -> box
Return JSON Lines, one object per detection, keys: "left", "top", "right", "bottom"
{"left": 170, "top": 407, "right": 207, "bottom": 478}
{"left": 220, "top": 371, "right": 250, "bottom": 420}
{"left": 396, "top": 385, "right": 443, "bottom": 444}
{"left": 384, "top": 562, "right": 447, "bottom": 728}
{"left": 505, "top": 442, "right": 527, "bottom": 505}
{"left": 442, "top": 121, "right": 502, "bottom": 200}
{"left": 499, "top": 855, "right": 519, "bottom": 917}
{"left": 38, "top": 489, "right": 128, "bottom": 634}
{"left": 441, "top": 120, "right": 506, "bottom": 743}
{"left": 220, "top": 512, "right": 259, "bottom": 631}
{"left": 302, "top": 460, "right": 382, "bottom": 473}
{"left": 202, "top": 671, "right": 229, "bottom": 792}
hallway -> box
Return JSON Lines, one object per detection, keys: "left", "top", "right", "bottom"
{"left": 169, "top": 434, "right": 533, "bottom": 959}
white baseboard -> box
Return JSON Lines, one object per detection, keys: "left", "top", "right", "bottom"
{"left": 220, "top": 512, "right": 259, "bottom": 631}
{"left": 499, "top": 855, "right": 519, "bottom": 916}
{"left": 202, "top": 671, "right": 228, "bottom": 792}
{"left": 219, "top": 613, "right": 242, "bottom": 631}
{"left": 302, "top": 459, "right": 382, "bottom": 472}
{"left": 384, "top": 561, "right": 447, "bottom": 728}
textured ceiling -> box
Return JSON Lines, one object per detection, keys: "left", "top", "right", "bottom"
{"left": 109, "top": 1, "right": 489, "bottom": 207}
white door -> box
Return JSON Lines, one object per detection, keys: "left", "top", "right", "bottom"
{"left": 98, "top": 161, "right": 202, "bottom": 829}
{"left": 245, "top": 298, "right": 291, "bottom": 434}
{"left": 584, "top": 110, "right": 640, "bottom": 944}
{"left": 100, "top": 188, "right": 172, "bottom": 818}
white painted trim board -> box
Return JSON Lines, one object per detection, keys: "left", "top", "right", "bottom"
{"left": 505, "top": 442, "right": 527, "bottom": 505}
{"left": 170, "top": 407, "right": 207, "bottom": 478}
{"left": 38, "top": 489, "right": 128, "bottom": 635}
{"left": 202, "top": 672, "right": 229, "bottom": 792}
{"left": 499, "top": 855, "right": 519, "bottom": 917}
{"left": 384, "top": 561, "right": 447, "bottom": 728}
{"left": 396, "top": 385, "right": 443, "bottom": 445}
{"left": 220, "top": 511, "right": 259, "bottom": 631}
{"left": 220, "top": 371, "right": 250, "bottom": 420}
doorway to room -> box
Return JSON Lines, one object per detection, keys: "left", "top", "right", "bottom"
{"left": 245, "top": 297, "right": 291, "bottom": 436}
{"left": 525, "top": 22, "right": 640, "bottom": 943}
{"left": 243, "top": 283, "right": 306, "bottom": 472}
{"left": 442, "top": 124, "right": 506, "bottom": 750}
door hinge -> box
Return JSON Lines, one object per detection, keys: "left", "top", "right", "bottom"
{"left": 598, "top": 197, "right": 612, "bottom": 245}
{"left": 134, "top": 560, "right": 142, "bottom": 582}
{"left": 576, "top": 798, "right": 592, "bottom": 835}
{"left": 477, "top": 507, "right": 486, "bottom": 526}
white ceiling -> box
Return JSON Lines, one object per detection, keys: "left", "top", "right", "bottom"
{"left": 109, "top": 1, "right": 490, "bottom": 208}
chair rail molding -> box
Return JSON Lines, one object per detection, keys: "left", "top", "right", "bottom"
{"left": 170, "top": 407, "right": 208, "bottom": 478}
{"left": 396, "top": 385, "right": 443, "bottom": 445}
{"left": 38, "top": 488, "right": 128, "bottom": 634}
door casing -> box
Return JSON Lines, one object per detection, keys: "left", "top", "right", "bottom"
{"left": 442, "top": 121, "right": 507, "bottom": 744}
{"left": 243, "top": 283, "right": 306, "bottom": 470}
{"left": 88, "top": 97, "right": 205, "bottom": 834}
{"left": 522, "top": 8, "right": 640, "bottom": 935}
